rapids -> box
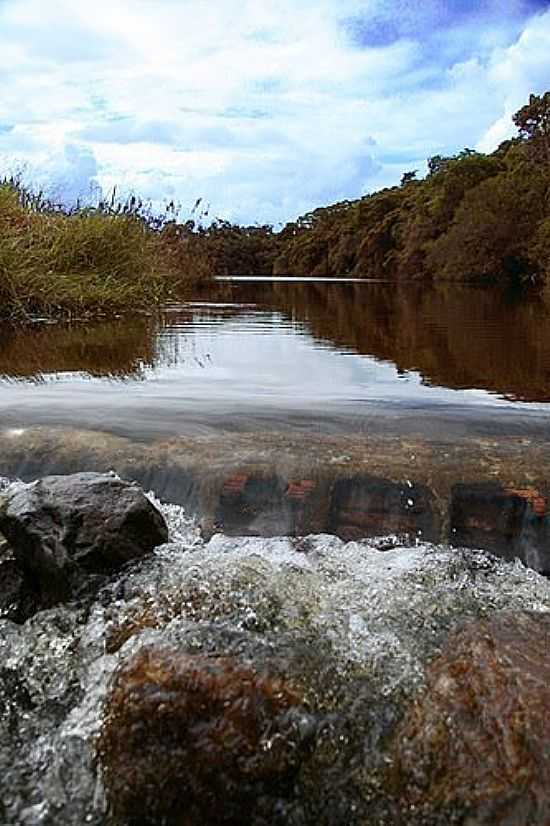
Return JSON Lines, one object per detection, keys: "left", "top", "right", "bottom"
{"left": 1, "top": 482, "right": 549, "bottom": 825}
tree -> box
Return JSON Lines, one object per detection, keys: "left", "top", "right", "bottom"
{"left": 426, "top": 168, "right": 547, "bottom": 284}
{"left": 513, "top": 92, "right": 550, "bottom": 165}
{"left": 400, "top": 170, "right": 418, "bottom": 187}
{"left": 529, "top": 217, "right": 550, "bottom": 287}
{"left": 427, "top": 155, "right": 451, "bottom": 176}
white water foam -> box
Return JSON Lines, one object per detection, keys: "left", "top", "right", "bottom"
{"left": 2, "top": 496, "right": 550, "bottom": 824}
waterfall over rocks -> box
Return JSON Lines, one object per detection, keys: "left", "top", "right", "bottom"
{"left": 1, "top": 478, "right": 550, "bottom": 824}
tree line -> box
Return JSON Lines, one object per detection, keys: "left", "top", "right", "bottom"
{"left": 185, "top": 91, "right": 550, "bottom": 289}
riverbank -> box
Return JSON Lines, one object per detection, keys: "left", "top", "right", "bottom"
{"left": 110, "top": 93, "right": 549, "bottom": 288}
{"left": 0, "top": 179, "right": 212, "bottom": 321}
{"left": 2, "top": 92, "right": 549, "bottom": 322}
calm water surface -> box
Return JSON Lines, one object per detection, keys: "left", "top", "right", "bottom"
{"left": 1, "top": 280, "right": 550, "bottom": 441}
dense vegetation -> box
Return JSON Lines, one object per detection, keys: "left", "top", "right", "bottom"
{"left": 1, "top": 91, "right": 549, "bottom": 321}
{"left": 275, "top": 92, "right": 550, "bottom": 288}
{"left": 185, "top": 92, "right": 550, "bottom": 290}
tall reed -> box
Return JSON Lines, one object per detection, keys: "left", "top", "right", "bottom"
{"left": 0, "top": 178, "right": 210, "bottom": 320}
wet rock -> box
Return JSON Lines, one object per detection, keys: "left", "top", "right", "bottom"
{"left": 284, "top": 477, "right": 331, "bottom": 536}
{"left": 0, "top": 534, "right": 39, "bottom": 622}
{"left": 392, "top": 611, "right": 550, "bottom": 825}
{"left": 0, "top": 667, "right": 34, "bottom": 734}
{"left": 0, "top": 473, "right": 168, "bottom": 608}
{"left": 0, "top": 549, "right": 37, "bottom": 623}
{"left": 215, "top": 473, "right": 292, "bottom": 536}
{"left": 98, "top": 645, "right": 316, "bottom": 825}
{"left": 329, "top": 475, "right": 438, "bottom": 543}
{"left": 450, "top": 482, "right": 550, "bottom": 573}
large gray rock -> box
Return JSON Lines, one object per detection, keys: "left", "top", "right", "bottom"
{"left": 0, "top": 473, "right": 168, "bottom": 608}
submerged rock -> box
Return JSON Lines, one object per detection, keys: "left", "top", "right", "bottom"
{"left": 0, "top": 473, "right": 168, "bottom": 609}
{"left": 450, "top": 482, "right": 550, "bottom": 574}
{"left": 328, "top": 474, "right": 439, "bottom": 543}
{"left": 392, "top": 611, "right": 550, "bottom": 825}
{"left": 98, "top": 646, "right": 317, "bottom": 826}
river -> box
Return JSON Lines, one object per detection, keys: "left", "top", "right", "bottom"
{"left": 1, "top": 280, "right": 550, "bottom": 825}
{"left": 2, "top": 280, "right": 550, "bottom": 441}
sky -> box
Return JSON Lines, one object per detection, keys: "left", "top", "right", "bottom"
{"left": 1, "top": 0, "right": 550, "bottom": 226}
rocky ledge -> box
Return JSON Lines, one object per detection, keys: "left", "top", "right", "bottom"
{"left": 2, "top": 427, "right": 550, "bottom": 574}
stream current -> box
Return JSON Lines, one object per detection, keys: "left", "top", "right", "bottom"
{"left": 2, "top": 487, "right": 550, "bottom": 825}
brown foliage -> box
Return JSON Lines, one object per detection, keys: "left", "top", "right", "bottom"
{"left": 513, "top": 91, "right": 550, "bottom": 165}
{"left": 270, "top": 93, "right": 550, "bottom": 288}
{"left": 426, "top": 168, "right": 548, "bottom": 282}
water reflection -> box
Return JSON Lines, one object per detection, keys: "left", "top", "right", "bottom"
{"left": 228, "top": 281, "right": 550, "bottom": 404}
{"left": 0, "top": 318, "right": 155, "bottom": 382}
{"left": 0, "top": 282, "right": 549, "bottom": 440}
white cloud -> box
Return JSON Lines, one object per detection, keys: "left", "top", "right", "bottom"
{"left": 477, "top": 8, "right": 550, "bottom": 151}
{"left": 0, "top": 0, "right": 549, "bottom": 222}
{"left": 0, "top": 141, "right": 99, "bottom": 204}
{"left": 45, "top": 144, "right": 100, "bottom": 203}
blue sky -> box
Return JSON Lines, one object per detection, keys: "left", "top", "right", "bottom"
{"left": 1, "top": 0, "right": 549, "bottom": 225}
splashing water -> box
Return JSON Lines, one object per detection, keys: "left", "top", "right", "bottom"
{"left": 1, "top": 489, "right": 550, "bottom": 824}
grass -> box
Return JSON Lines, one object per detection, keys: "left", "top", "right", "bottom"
{"left": 0, "top": 178, "right": 212, "bottom": 321}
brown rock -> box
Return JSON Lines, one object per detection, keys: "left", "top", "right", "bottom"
{"left": 392, "top": 611, "right": 550, "bottom": 825}
{"left": 214, "top": 472, "right": 330, "bottom": 538}
{"left": 215, "top": 472, "right": 291, "bottom": 535}
{"left": 98, "top": 646, "right": 316, "bottom": 825}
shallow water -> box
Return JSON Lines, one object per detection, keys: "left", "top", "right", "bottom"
{"left": 1, "top": 281, "right": 550, "bottom": 442}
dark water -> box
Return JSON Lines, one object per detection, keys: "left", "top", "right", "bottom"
{"left": 1, "top": 280, "right": 550, "bottom": 441}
